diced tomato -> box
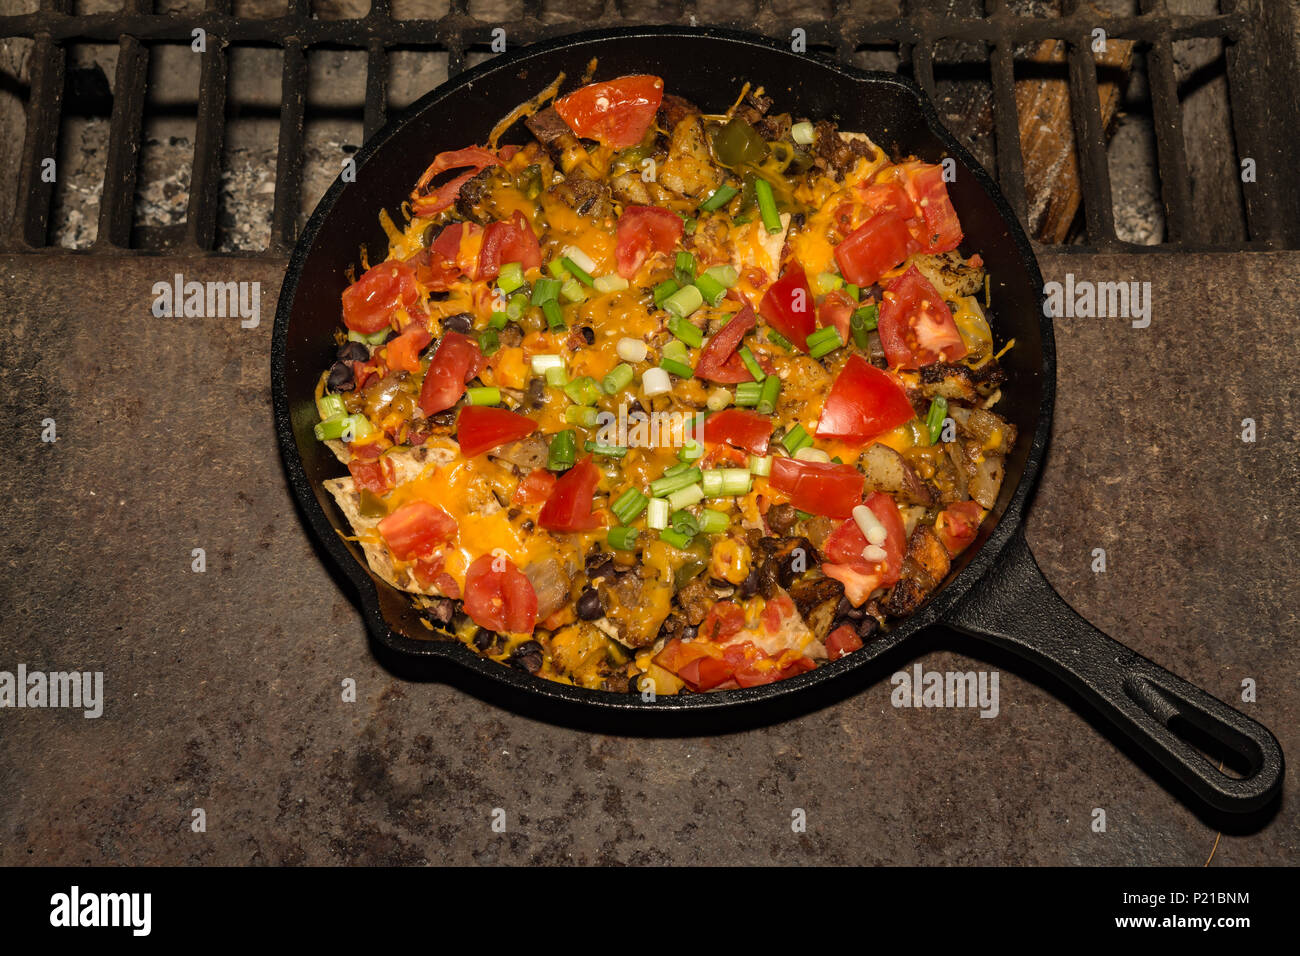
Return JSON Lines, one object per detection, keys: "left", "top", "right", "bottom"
{"left": 878, "top": 266, "right": 968, "bottom": 369}
{"left": 817, "top": 288, "right": 857, "bottom": 344}
{"left": 418, "top": 221, "right": 484, "bottom": 289}
{"left": 699, "top": 601, "right": 746, "bottom": 642}
{"left": 377, "top": 500, "right": 458, "bottom": 561}
{"left": 554, "top": 75, "right": 664, "bottom": 149}
{"left": 834, "top": 208, "right": 917, "bottom": 288}
{"left": 822, "top": 563, "right": 885, "bottom": 607}
{"left": 512, "top": 468, "right": 557, "bottom": 506}
{"left": 825, "top": 624, "right": 863, "bottom": 661}
{"left": 858, "top": 180, "right": 914, "bottom": 218}
{"left": 935, "top": 499, "right": 983, "bottom": 556}
{"left": 758, "top": 262, "right": 815, "bottom": 351}
{"left": 702, "top": 409, "right": 771, "bottom": 456}
{"left": 478, "top": 210, "right": 542, "bottom": 280}
{"left": 678, "top": 655, "right": 736, "bottom": 692}
{"left": 341, "top": 260, "right": 420, "bottom": 334}
{"left": 899, "top": 161, "right": 963, "bottom": 254}
{"left": 462, "top": 553, "right": 537, "bottom": 633}
{"left": 615, "top": 205, "right": 684, "bottom": 279}
{"left": 418, "top": 331, "right": 482, "bottom": 416}
{"left": 654, "top": 637, "right": 715, "bottom": 676}
{"left": 538, "top": 456, "right": 603, "bottom": 532}
{"left": 767, "top": 457, "right": 865, "bottom": 518}
{"left": 822, "top": 491, "right": 906, "bottom": 586}
{"left": 347, "top": 456, "right": 395, "bottom": 495}
{"left": 695, "top": 303, "right": 757, "bottom": 383}
{"left": 761, "top": 593, "right": 795, "bottom": 634}
{"left": 816, "top": 355, "right": 915, "bottom": 444}
{"left": 412, "top": 146, "right": 501, "bottom": 217}
{"left": 411, "top": 551, "right": 445, "bottom": 589}
{"left": 456, "top": 405, "right": 537, "bottom": 459}
{"left": 384, "top": 322, "right": 432, "bottom": 375}
{"left": 724, "top": 641, "right": 815, "bottom": 687}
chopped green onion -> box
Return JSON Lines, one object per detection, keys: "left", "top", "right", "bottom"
{"left": 608, "top": 526, "right": 639, "bottom": 551}
{"left": 650, "top": 467, "right": 702, "bottom": 497}
{"left": 698, "top": 509, "right": 730, "bottom": 535}
{"left": 653, "top": 278, "right": 680, "bottom": 307}
{"left": 560, "top": 256, "right": 595, "bottom": 286}
{"left": 531, "top": 353, "right": 564, "bottom": 376}
{"left": 542, "top": 299, "right": 565, "bottom": 330}
{"left": 812, "top": 271, "right": 843, "bottom": 296}
{"left": 560, "top": 278, "right": 586, "bottom": 303}
{"left": 748, "top": 454, "right": 772, "bottom": 477}
{"left": 683, "top": 218, "right": 698, "bottom": 235}
{"left": 700, "top": 184, "right": 739, "bottom": 212}
{"left": 795, "top": 509, "right": 814, "bottom": 520}
{"left": 314, "top": 413, "right": 374, "bottom": 442}
{"left": 663, "top": 462, "right": 694, "bottom": 478}
{"left": 507, "top": 292, "right": 529, "bottom": 320}
{"left": 641, "top": 367, "right": 673, "bottom": 397}
{"left": 565, "top": 405, "right": 600, "bottom": 427}
{"left": 678, "top": 439, "right": 704, "bottom": 461}
{"left": 646, "top": 497, "right": 670, "bottom": 530}
{"left": 547, "top": 430, "right": 577, "bottom": 470}
{"left": 584, "top": 440, "right": 628, "bottom": 458}
{"left": 347, "top": 328, "right": 389, "bottom": 345}
{"left": 663, "top": 284, "right": 704, "bottom": 319}
{"left": 693, "top": 272, "right": 728, "bottom": 306}
{"left": 791, "top": 121, "right": 815, "bottom": 145}
{"left": 659, "top": 528, "right": 693, "bottom": 550}
{"left": 488, "top": 311, "right": 509, "bottom": 330}
{"left": 757, "top": 373, "right": 781, "bottom": 414}
{"left": 562, "top": 246, "right": 597, "bottom": 274}
{"left": 851, "top": 302, "right": 879, "bottom": 333}
{"left": 783, "top": 423, "right": 813, "bottom": 455}
{"left": 661, "top": 339, "right": 689, "bottom": 365}
{"left": 738, "top": 345, "right": 764, "bottom": 382}
{"left": 496, "top": 261, "right": 525, "bottom": 294}
{"left": 317, "top": 393, "right": 346, "bottom": 420}
{"left": 532, "top": 277, "right": 561, "bottom": 305}
{"left": 611, "top": 488, "right": 649, "bottom": 524}
{"left": 807, "top": 325, "right": 843, "bottom": 359}
{"left": 659, "top": 357, "right": 694, "bottom": 379}
{"left": 669, "top": 509, "right": 701, "bottom": 537}
{"left": 594, "top": 274, "right": 629, "bottom": 294}
{"left": 563, "top": 376, "right": 602, "bottom": 406}
{"left": 767, "top": 329, "right": 794, "bottom": 351}
{"left": 719, "top": 468, "right": 752, "bottom": 496}
{"left": 666, "top": 483, "right": 705, "bottom": 511}
{"left": 701, "top": 468, "right": 724, "bottom": 497}
{"left": 703, "top": 264, "right": 739, "bottom": 288}
{"left": 754, "top": 178, "right": 782, "bottom": 234}
{"left": 735, "top": 381, "right": 763, "bottom": 406}
{"left": 674, "top": 251, "right": 696, "bottom": 285}
{"left": 467, "top": 386, "right": 500, "bottom": 406}
{"left": 603, "top": 363, "right": 635, "bottom": 394}
{"left": 926, "top": 396, "right": 949, "bottom": 445}
{"left": 732, "top": 214, "right": 752, "bottom": 225}
{"left": 668, "top": 315, "right": 704, "bottom": 348}
{"left": 617, "top": 337, "right": 648, "bottom": 363}
{"left": 544, "top": 363, "right": 568, "bottom": 387}
{"left": 478, "top": 329, "right": 500, "bottom": 355}
{"left": 706, "top": 387, "right": 732, "bottom": 411}
{"left": 845, "top": 283, "right": 860, "bottom": 301}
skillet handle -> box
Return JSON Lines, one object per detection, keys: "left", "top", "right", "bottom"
{"left": 947, "top": 526, "right": 1283, "bottom": 813}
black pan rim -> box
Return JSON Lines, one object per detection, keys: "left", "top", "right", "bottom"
{"left": 272, "top": 24, "right": 1054, "bottom": 714}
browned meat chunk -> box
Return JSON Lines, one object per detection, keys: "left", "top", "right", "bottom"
{"left": 754, "top": 536, "right": 818, "bottom": 598}
{"left": 454, "top": 165, "right": 509, "bottom": 224}
{"left": 813, "top": 120, "right": 873, "bottom": 179}
{"left": 787, "top": 575, "right": 845, "bottom": 637}
{"left": 882, "top": 525, "right": 951, "bottom": 616}
{"left": 658, "top": 93, "right": 701, "bottom": 131}
{"left": 918, "top": 361, "right": 1006, "bottom": 404}
{"left": 549, "top": 173, "right": 613, "bottom": 220}
{"left": 524, "top": 106, "right": 579, "bottom": 155}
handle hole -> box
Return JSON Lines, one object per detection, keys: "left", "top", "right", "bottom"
{"left": 1124, "top": 675, "right": 1262, "bottom": 778}
{"left": 1166, "top": 714, "right": 1253, "bottom": 780}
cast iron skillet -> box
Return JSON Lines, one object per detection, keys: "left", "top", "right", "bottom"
{"left": 272, "top": 26, "right": 1283, "bottom": 812}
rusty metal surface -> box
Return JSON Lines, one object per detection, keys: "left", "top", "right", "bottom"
{"left": 0, "top": 250, "right": 1295, "bottom": 865}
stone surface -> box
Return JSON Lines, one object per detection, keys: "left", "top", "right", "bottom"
{"left": 0, "top": 250, "right": 1295, "bottom": 865}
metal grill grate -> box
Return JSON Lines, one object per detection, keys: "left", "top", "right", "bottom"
{"left": 2, "top": 0, "right": 1297, "bottom": 255}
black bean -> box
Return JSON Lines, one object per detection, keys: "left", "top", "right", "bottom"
{"left": 428, "top": 289, "right": 451, "bottom": 302}
{"left": 501, "top": 322, "right": 524, "bottom": 347}
{"left": 738, "top": 567, "right": 761, "bottom": 599}
{"left": 627, "top": 399, "right": 645, "bottom": 417}
{"left": 442, "top": 312, "right": 473, "bottom": 334}
{"left": 579, "top": 326, "right": 595, "bottom": 345}
{"left": 525, "top": 377, "right": 544, "bottom": 408}
{"left": 473, "top": 628, "right": 496, "bottom": 652}
{"left": 327, "top": 361, "right": 355, "bottom": 392}
{"left": 337, "top": 341, "right": 369, "bottom": 363}
{"left": 575, "top": 587, "right": 604, "bottom": 620}
{"left": 856, "top": 616, "right": 879, "bottom": 639}
{"left": 509, "top": 640, "right": 545, "bottom": 674}
{"left": 680, "top": 624, "right": 698, "bottom": 642}
{"left": 585, "top": 551, "right": 615, "bottom": 579}
{"left": 836, "top": 596, "right": 865, "bottom": 620}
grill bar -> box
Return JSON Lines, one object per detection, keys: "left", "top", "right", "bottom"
{"left": 2, "top": 2, "right": 1294, "bottom": 256}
